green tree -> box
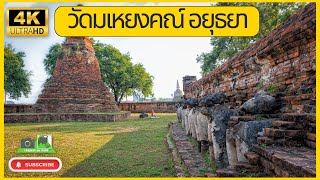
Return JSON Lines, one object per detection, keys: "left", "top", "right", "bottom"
{"left": 197, "top": 2, "right": 306, "bottom": 75}
{"left": 43, "top": 43, "right": 62, "bottom": 81}
{"left": 43, "top": 39, "right": 154, "bottom": 104}
{"left": 4, "top": 43, "right": 32, "bottom": 103}
{"left": 94, "top": 42, "right": 154, "bottom": 104}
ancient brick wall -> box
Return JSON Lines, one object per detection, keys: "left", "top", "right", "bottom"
{"left": 120, "top": 102, "right": 177, "bottom": 113}
{"left": 5, "top": 101, "right": 177, "bottom": 114}
{"left": 185, "top": 3, "right": 316, "bottom": 113}
{"left": 4, "top": 104, "right": 33, "bottom": 113}
{"left": 4, "top": 111, "right": 131, "bottom": 123}
{"left": 176, "top": 4, "right": 316, "bottom": 177}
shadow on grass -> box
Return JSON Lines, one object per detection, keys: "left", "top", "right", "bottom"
{"left": 62, "top": 128, "right": 175, "bottom": 177}
{"left": 4, "top": 114, "right": 177, "bottom": 177}
{"left": 19, "top": 120, "right": 141, "bottom": 134}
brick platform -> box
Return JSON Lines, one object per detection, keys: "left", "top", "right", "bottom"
{"left": 251, "top": 145, "right": 315, "bottom": 177}
{"left": 245, "top": 113, "right": 316, "bottom": 177}
{"left": 4, "top": 111, "right": 130, "bottom": 123}
{"left": 120, "top": 101, "right": 177, "bottom": 113}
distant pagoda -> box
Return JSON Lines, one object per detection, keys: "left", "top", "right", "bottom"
{"left": 34, "top": 37, "right": 119, "bottom": 113}
{"left": 173, "top": 80, "right": 183, "bottom": 101}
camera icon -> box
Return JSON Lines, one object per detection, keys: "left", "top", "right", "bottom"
{"left": 17, "top": 134, "right": 55, "bottom": 154}
{"left": 20, "top": 138, "right": 35, "bottom": 148}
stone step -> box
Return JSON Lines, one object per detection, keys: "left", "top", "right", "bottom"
{"left": 274, "top": 166, "right": 292, "bottom": 177}
{"left": 280, "top": 113, "right": 315, "bottom": 123}
{"left": 41, "top": 88, "right": 110, "bottom": 95}
{"left": 234, "top": 162, "right": 263, "bottom": 173}
{"left": 305, "top": 140, "right": 316, "bottom": 149}
{"left": 37, "top": 98, "right": 112, "bottom": 104}
{"left": 303, "top": 104, "right": 315, "bottom": 113}
{"left": 45, "top": 82, "right": 106, "bottom": 88}
{"left": 272, "top": 120, "right": 304, "bottom": 129}
{"left": 280, "top": 113, "right": 306, "bottom": 122}
{"left": 244, "top": 152, "right": 260, "bottom": 165}
{"left": 229, "top": 116, "right": 280, "bottom": 127}
{"left": 39, "top": 93, "right": 111, "bottom": 99}
{"left": 230, "top": 115, "right": 280, "bottom": 122}
{"left": 259, "top": 157, "right": 276, "bottom": 176}
{"left": 258, "top": 136, "right": 304, "bottom": 147}
{"left": 39, "top": 90, "right": 112, "bottom": 95}
{"left": 216, "top": 168, "right": 240, "bottom": 177}
{"left": 260, "top": 153, "right": 303, "bottom": 177}
{"left": 257, "top": 137, "right": 274, "bottom": 145}
{"left": 42, "top": 86, "right": 103, "bottom": 90}
{"left": 307, "top": 123, "right": 316, "bottom": 133}
{"left": 251, "top": 145, "right": 315, "bottom": 177}
{"left": 265, "top": 128, "right": 305, "bottom": 138}
{"left": 230, "top": 116, "right": 255, "bottom": 122}
{"left": 41, "top": 91, "right": 103, "bottom": 95}
{"left": 39, "top": 95, "right": 109, "bottom": 100}
{"left": 306, "top": 133, "right": 316, "bottom": 141}
{"left": 281, "top": 93, "right": 314, "bottom": 102}
{"left": 310, "top": 99, "right": 316, "bottom": 105}
{"left": 306, "top": 114, "right": 316, "bottom": 123}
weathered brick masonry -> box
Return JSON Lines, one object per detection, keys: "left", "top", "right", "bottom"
{"left": 120, "top": 102, "right": 177, "bottom": 113}
{"left": 4, "top": 104, "right": 33, "bottom": 113}
{"left": 175, "top": 4, "right": 316, "bottom": 177}
{"left": 185, "top": 3, "right": 316, "bottom": 113}
{"left": 34, "top": 37, "right": 119, "bottom": 113}
{"left": 4, "top": 112, "right": 131, "bottom": 123}
{"left": 5, "top": 101, "right": 177, "bottom": 114}
{"left": 4, "top": 37, "right": 131, "bottom": 123}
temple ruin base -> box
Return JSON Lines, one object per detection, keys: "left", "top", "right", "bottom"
{"left": 4, "top": 111, "right": 130, "bottom": 123}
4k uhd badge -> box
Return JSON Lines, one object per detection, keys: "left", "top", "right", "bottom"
{"left": 17, "top": 134, "right": 56, "bottom": 154}
{"left": 6, "top": 8, "right": 48, "bottom": 36}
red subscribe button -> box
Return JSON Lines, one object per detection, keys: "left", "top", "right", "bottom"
{"left": 9, "top": 157, "right": 62, "bottom": 172}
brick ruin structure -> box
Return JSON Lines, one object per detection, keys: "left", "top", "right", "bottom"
{"left": 34, "top": 37, "right": 119, "bottom": 113}
{"left": 120, "top": 101, "right": 177, "bottom": 113}
{"left": 182, "top": 75, "right": 197, "bottom": 92}
{"left": 5, "top": 37, "right": 131, "bottom": 122}
{"left": 171, "top": 3, "right": 316, "bottom": 177}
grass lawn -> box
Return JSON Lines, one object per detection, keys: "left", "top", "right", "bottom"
{"left": 4, "top": 113, "right": 177, "bottom": 177}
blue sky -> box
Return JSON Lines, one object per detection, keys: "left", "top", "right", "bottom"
{"left": 5, "top": 2, "right": 212, "bottom": 103}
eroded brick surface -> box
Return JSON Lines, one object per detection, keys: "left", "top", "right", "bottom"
{"left": 252, "top": 145, "right": 315, "bottom": 177}
{"left": 244, "top": 152, "right": 260, "bottom": 165}
{"left": 184, "top": 3, "right": 316, "bottom": 114}
{"left": 34, "top": 37, "right": 119, "bottom": 113}
{"left": 169, "top": 122, "right": 207, "bottom": 176}
{"left": 265, "top": 128, "right": 305, "bottom": 138}
{"left": 216, "top": 168, "right": 240, "bottom": 177}
{"left": 180, "top": 4, "right": 316, "bottom": 177}
{"left": 4, "top": 112, "right": 131, "bottom": 123}
{"left": 120, "top": 102, "right": 177, "bottom": 113}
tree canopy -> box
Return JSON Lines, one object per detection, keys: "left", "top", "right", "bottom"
{"left": 197, "top": 2, "right": 306, "bottom": 75}
{"left": 43, "top": 43, "right": 62, "bottom": 78}
{"left": 4, "top": 43, "right": 32, "bottom": 101}
{"left": 43, "top": 39, "right": 154, "bottom": 104}
{"left": 94, "top": 42, "right": 154, "bottom": 103}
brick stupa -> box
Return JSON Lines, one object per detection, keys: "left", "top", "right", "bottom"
{"left": 34, "top": 37, "right": 119, "bottom": 113}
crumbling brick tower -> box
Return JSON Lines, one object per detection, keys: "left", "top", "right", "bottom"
{"left": 34, "top": 37, "right": 119, "bottom": 113}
